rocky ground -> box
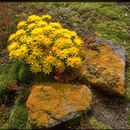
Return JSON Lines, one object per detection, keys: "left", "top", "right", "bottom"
{"left": 92, "top": 90, "right": 128, "bottom": 129}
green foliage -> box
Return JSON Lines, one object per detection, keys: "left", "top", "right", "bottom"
{"left": 10, "top": 59, "right": 55, "bottom": 84}
{"left": 95, "top": 21, "right": 129, "bottom": 44}
{"left": 8, "top": 105, "right": 28, "bottom": 129}
{"left": 1, "top": 122, "right": 9, "bottom": 129}
{"left": 10, "top": 60, "right": 53, "bottom": 84}
{"left": 0, "top": 75, "right": 9, "bottom": 96}
{"left": 10, "top": 60, "right": 34, "bottom": 84}
{"left": 89, "top": 117, "right": 112, "bottom": 129}
{"left": 7, "top": 87, "right": 31, "bottom": 129}
{"left": 0, "top": 106, "right": 10, "bottom": 128}
{"left": 125, "top": 87, "right": 130, "bottom": 102}
{"left": 25, "top": 122, "right": 32, "bottom": 129}
{"left": 15, "top": 87, "right": 30, "bottom": 106}
{"left": 0, "top": 66, "right": 16, "bottom": 96}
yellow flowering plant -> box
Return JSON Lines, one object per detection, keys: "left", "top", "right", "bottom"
{"left": 8, "top": 14, "right": 85, "bottom": 75}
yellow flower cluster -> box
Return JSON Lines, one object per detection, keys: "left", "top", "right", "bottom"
{"left": 8, "top": 14, "right": 85, "bottom": 74}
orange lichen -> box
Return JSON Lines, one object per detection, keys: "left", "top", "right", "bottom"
{"left": 26, "top": 83, "right": 92, "bottom": 127}
{"left": 79, "top": 43, "right": 125, "bottom": 95}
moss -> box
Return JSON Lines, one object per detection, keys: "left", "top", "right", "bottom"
{"left": 8, "top": 105, "right": 28, "bottom": 129}
{"left": 125, "top": 87, "right": 130, "bottom": 102}
{"left": 10, "top": 60, "right": 34, "bottom": 84}
{"left": 7, "top": 87, "right": 30, "bottom": 129}
{"left": 15, "top": 87, "right": 30, "bottom": 106}
{"left": 1, "top": 122, "right": 9, "bottom": 129}
{"left": 2, "top": 86, "right": 31, "bottom": 129}
{"left": 0, "top": 66, "right": 16, "bottom": 96}
{"left": 10, "top": 60, "right": 50, "bottom": 84}
{"left": 95, "top": 21, "right": 129, "bottom": 44}
{"left": 0, "top": 106, "right": 10, "bottom": 128}
{"left": 89, "top": 117, "right": 112, "bottom": 129}
{"left": 25, "top": 122, "right": 32, "bottom": 129}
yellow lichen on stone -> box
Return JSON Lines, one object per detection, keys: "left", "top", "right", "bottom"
{"left": 80, "top": 43, "right": 125, "bottom": 95}
{"left": 26, "top": 83, "right": 92, "bottom": 128}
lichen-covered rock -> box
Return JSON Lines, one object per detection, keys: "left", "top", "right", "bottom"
{"left": 26, "top": 83, "right": 92, "bottom": 128}
{"left": 77, "top": 38, "right": 126, "bottom": 95}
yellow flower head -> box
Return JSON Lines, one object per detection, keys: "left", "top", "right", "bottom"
{"left": 68, "top": 47, "right": 79, "bottom": 55}
{"left": 42, "top": 15, "right": 52, "bottom": 20}
{"left": 42, "top": 37, "right": 52, "bottom": 46}
{"left": 12, "top": 49, "right": 21, "bottom": 58}
{"left": 18, "top": 44, "right": 28, "bottom": 58}
{"left": 25, "top": 55, "right": 36, "bottom": 64}
{"left": 66, "top": 57, "right": 81, "bottom": 68}
{"left": 8, "top": 42, "right": 19, "bottom": 52}
{"left": 54, "top": 60, "right": 65, "bottom": 73}
{"left": 32, "top": 47, "right": 42, "bottom": 57}
{"left": 27, "top": 15, "right": 41, "bottom": 22}
{"left": 19, "top": 35, "right": 27, "bottom": 42}
{"left": 30, "top": 63, "right": 42, "bottom": 73}
{"left": 44, "top": 55, "right": 56, "bottom": 64}
{"left": 74, "top": 37, "right": 83, "bottom": 46}
{"left": 9, "top": 50, "right": 17, "bottom": 58}
{"left": 15, "top": 29, "right": 26, "bottom": 36}
{"left": 27, "top": 23, "right": 36, "bottom": 30}
{"left": 69, "top": 31, "right": 77, "bottom": 37}
{"left": 49, "top": 22, "right": 61, "bottom": 28}
{"left": 56, "top": 49, "right": 69, "bottom": 59}
{"left": 55, "top": 38, "right": 72, "bottom": 48}
{"left": 51, "top": 47, "right": 58, "bottom": 53}
{"left": 42, "top": 64, "right": 52, "bottom": 74}
{"left": 17, "top": 21, "right": 26, "bottom": 29}
{"left": 42, "top": 26, "right": 53, "bottom": 34}
{"left": 8, "top": 34, "right": 16, "bottom": 41}
{"left": 31, "top": 27, "right": 44, "bottom": 35}
{"left": 37, "top": 21, "right": 47, "bottom": 27}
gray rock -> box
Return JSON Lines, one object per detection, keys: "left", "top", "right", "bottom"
{"left": 94, "top": 37, "right": 127, "bottom": 62}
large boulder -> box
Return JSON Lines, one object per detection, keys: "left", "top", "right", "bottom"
{"left": 77, "top": 38, "right": 126, "bottom": 95}
{"left": 26, "top": 83, "right": 92, "bottom": 128}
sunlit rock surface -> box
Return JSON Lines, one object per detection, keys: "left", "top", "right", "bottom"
{"left": 26, "top": 83, "right": 92, "bottom": 128}
{"left": 78, "top": 38, "right": 126, "bottom": 95}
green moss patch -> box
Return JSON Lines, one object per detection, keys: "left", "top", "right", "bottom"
{"left": 1, "top": 86, "right": 31, "bottom": 129}
{"left": 8, "top": 105, "right": 28, "bottom": 129}
{"left": 0, "top": 65, "right": 17, "bottom": 96}
{"left": 0, "top": 106, "right": 10, "bottom": 128}
{"left": 89, "top": 117, "right": 112, "bottom": 129}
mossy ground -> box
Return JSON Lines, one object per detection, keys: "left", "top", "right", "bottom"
{"left": 89, "top": 117, "right": 112, "bottom": 129}
{"left": 1, "top": 87, "right": 31, "bottom": 129}
{"left": 0, "top": 2, "right": 130, "bottom": 129}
